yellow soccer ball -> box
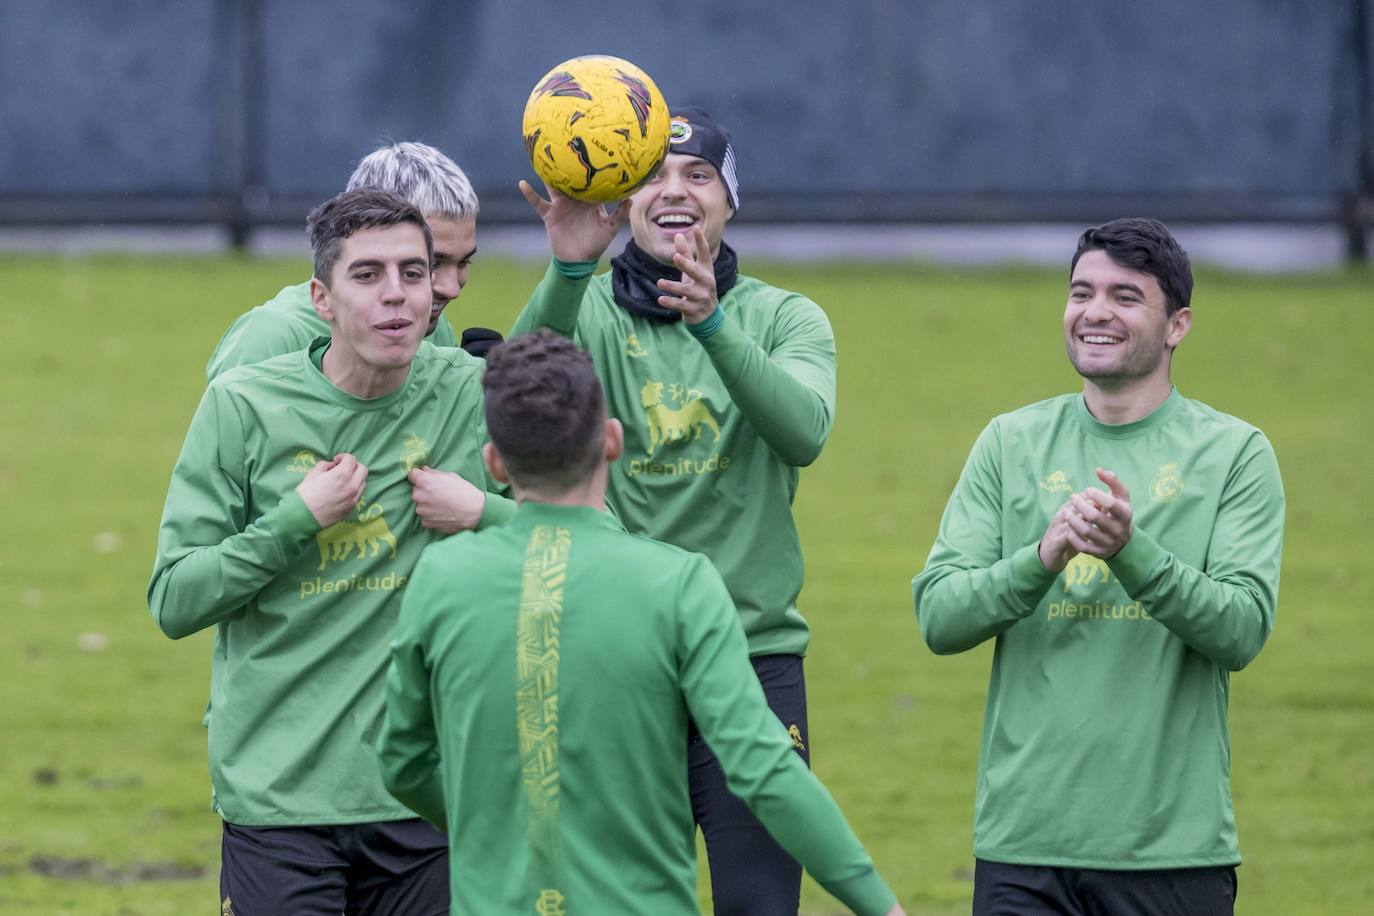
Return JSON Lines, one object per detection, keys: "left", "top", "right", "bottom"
{"left": 522, "top": 56, "right": 671, "bottom": 203}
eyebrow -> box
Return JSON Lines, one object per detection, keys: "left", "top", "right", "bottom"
{"left": 346, "top": 257, "right": 429, "bottom": 272}
{"left": 1070, "top": 279, "right": 1146, "bottom": 297}
{"left": 434, "top": 245, "right": 478, "bottom": 262}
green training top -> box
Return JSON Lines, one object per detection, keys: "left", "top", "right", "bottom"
{"left": 379, "top": 501, "right": 896, "bottom": 915}
{"left": 205, "top": 280, "right": 459, "bottom": 381}
{"left": 912, "top": 389, "right": 1284, "bottom": 869}
{"left": 512, "top": 263, "right": 836, "bottom": 657}
{"left": 149, "top": 339, "right": 514, "bottom": 826}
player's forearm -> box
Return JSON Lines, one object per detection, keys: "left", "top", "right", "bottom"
{"left": 148, "top": 494, "right": 318, "bottom": 639}
{"left": 510, "top": 260, "right": 593, "bottom": 339}
{"left": 697, "top": 313, "right": 833, "bottom": 466}
{"left": 477, "top": 491, "right": 517, "bottom": 529}
{"left": 913, "top": 543, "right": 1058, "bottom": 654}
{"left": 1108, "top": 527, "right": 1276, "bottom": 671}
{"left": 381, "top": 763, "right": 447, "bottom": 831}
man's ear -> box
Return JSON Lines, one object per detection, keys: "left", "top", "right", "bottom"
{"left": 605, "top": 418, "right": 624, "bottom": 463}
{"left": 1166, "top": 306, "right": 1192, "bottom": 350}
{"left": 482, "top": 442, "right": 511, "bottom": 485}
{"left": 309, "top": 276, "right": 333, "bottom": 322}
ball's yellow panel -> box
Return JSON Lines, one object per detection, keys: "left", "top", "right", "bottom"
{"left": 523, "top": 56, "right": 671, "bottom": 203}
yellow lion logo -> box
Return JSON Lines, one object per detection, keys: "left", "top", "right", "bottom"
{"left": 639, "top": 380, "right": 721, "bottom": 455}
{"left": 315, "top": 502, "right": 397, "bottom": 570}
{"left": 1063, "top": 554, "right": 1113, "bottom": 592}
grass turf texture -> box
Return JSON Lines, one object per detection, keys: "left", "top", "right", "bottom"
{"left": 0, "top": 252, "right": 1369, "bottom": 915}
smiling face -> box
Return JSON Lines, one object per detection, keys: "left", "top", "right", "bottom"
{"left": 310, "top": 222, "right": 432, "bottom": 393}
{"left": 628, "top": 153, "right": 733, "bottom": 265}
{"left": 426, "top": 215, "right": 477, "bottom": 334}
{"left": 1064, "top": 249, "right": 1191, "bottom": 391}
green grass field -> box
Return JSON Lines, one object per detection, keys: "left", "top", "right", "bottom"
{"left": 0, "top": 251, "right": 1370, "bottom": 914}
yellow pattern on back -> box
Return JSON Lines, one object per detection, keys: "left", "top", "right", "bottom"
{"left": 517, "top": 524, "right": 571, "bottom": 906}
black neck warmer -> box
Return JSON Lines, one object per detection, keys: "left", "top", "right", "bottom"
{"left": 610, "top": 239, "right": 739, "bottom": 322}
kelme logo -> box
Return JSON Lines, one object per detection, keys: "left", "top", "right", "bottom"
{"left": 287, "top": 450, "right": 318, "bottom": 474}
{"left": 639, "top": 380, "right": 720, "bottom": 455}
{"left": 1038, "top": 470, "right": 1072, "bottom": 493}
{"left": 1150, "top": 462, "right": 1183, "bottom": 503}
{"left": 625, "top": 333, "right": 649, "bottom": 358}
{"left": 669, "top": 117, "right": 692, "bottom": 144}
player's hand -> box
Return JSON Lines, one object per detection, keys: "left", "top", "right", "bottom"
{"left": 519, "top": 179, "right": 630, "bottom": 263}
{"left": 657, "top": 226, "right": 718, "bottom": 325}
{"left": 1038, "top": 501, "right": 1080, "bottom": 572}
{"left": 297, "top": 454, "right": 368, "bottom": 527}
{"left": 408, "top": 466, "right": 486, "bottom": 533}
{"left": 1062, "top": 467, "right": 1134, "bottom": 558}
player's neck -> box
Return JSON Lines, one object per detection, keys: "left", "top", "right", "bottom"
{"left": 1081, "top": 373, "right": 1173, "bottom": 425}
{"left": 321, "top": 344, "right": 411, "bottom": 399}
{"left": 512, "top": 468, "right": 609, "bottom": 511}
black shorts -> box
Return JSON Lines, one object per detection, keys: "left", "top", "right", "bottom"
{"left": 220, "top": 818, "right": 448, "bottom": 916}
{"left": 687, "top": 653, "right": 809, "bottom": 916}
{"left": 973, "top": 858, "right": 1238, "bottom": 916}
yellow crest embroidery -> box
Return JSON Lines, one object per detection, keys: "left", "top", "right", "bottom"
{"left": 625, "top": 334, "right": 649, "bottom": 358}
{"left": 221, "top": 897, "right": 235, "bottom": 916}
{"left": 315, "top": 501, "right": 397, "bottom": 570}
{"left": 1038, "top": 470, "right": 1072, "bottom": 493}
{"left": 788, "top": 724, "right": 806, "bottom": 751}
{"left": 1149, "top": 462, "right": 1183, "bottom": 503}
{"left": 287, "top": 450, "right": 318, "bottom": 473}
{"left": 639, "top": 379, "right": 721, "bottom": 455}
{"left": 401, "top": 435, "right": 430, "bottom": 472}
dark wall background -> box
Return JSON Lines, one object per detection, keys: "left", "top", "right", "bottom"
{"left": 2, "top": 0, "right": 1370, "bottom": 250}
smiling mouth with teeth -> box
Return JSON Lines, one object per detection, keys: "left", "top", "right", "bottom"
{"left": 655, "top": 215, "right": 696, "bottom": 228}
{"left": 1080, "top": 335, "right": 1122, "bottom": 345}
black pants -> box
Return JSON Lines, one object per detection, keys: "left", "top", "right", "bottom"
{"left": 973, "top": 858, "right": 1238, "bottom": 916}
{"left": 688, "top": 653, "right": 809, "bottom": 916}
{"left": 220, "top": 818, "right": 448, "bottom": 916}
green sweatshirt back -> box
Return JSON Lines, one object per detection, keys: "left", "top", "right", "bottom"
{"left": 206, "top": 280, "right": 459, "bottom": 381}
{"left": 149, "top": 339, "right": 511, "bottom": 826}
{"left": 512, "top": 265, "right": 836, "bottom": 656}
{"left": 379, "top": 502, "right": 896, "bottom": 915}
{"left": 912, "top": 390, "right": 1284, "bottom": 868}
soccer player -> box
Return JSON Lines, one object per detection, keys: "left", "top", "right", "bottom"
{"left": 378, "top": 330, "right": 905, "bottom": 916}
{"left": 515, "top": 107, "right": 833, "bottom": 914}
{"left": 912, "top": 218, "right": 1285, "bottom": 915}
{"left": 149, "top": 188, "right": 514, "bottom": 914}
{"left": 206, "top": 141, "right": 484, "bottom": 381}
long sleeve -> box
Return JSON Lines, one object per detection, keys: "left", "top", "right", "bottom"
{"left": 1108, "top": 432, "right": 1284, "bottom": 671}
{"left": 510, "top": 260, "right": 593, "bottom": 339}
{"left": 912, "top": 421, "right": 1059, "bottom": 654}
{"left": 378, "top": 566, "right": 448, "bottom": 829}
{"left": 698, "top": 296, "right": 835, "bottom": 467}
{"left": 676, "top": 556, "right": 896, "bottom": 916}
{"left": 147, "top": 387, "right": 320, "bottom": 640}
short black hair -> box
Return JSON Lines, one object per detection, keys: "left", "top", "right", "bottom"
{"left": 1071, "top": 218, "right": 1193, "bottom": 315}
{"left": 482, "top": 330, "right": 605, "bottom": 493}
{"left": 306, "top": 188, "right": 433, "bottom": 285}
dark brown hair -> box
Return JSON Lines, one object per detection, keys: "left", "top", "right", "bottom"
{"left": 306, "top": 188, "right": 433, "bottom": 284}
{"left": 1071, "top": 217, "right": 1193, "bottom": 316}
{"left": 482, "top": 330, "right": 605, "bottom": 492}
